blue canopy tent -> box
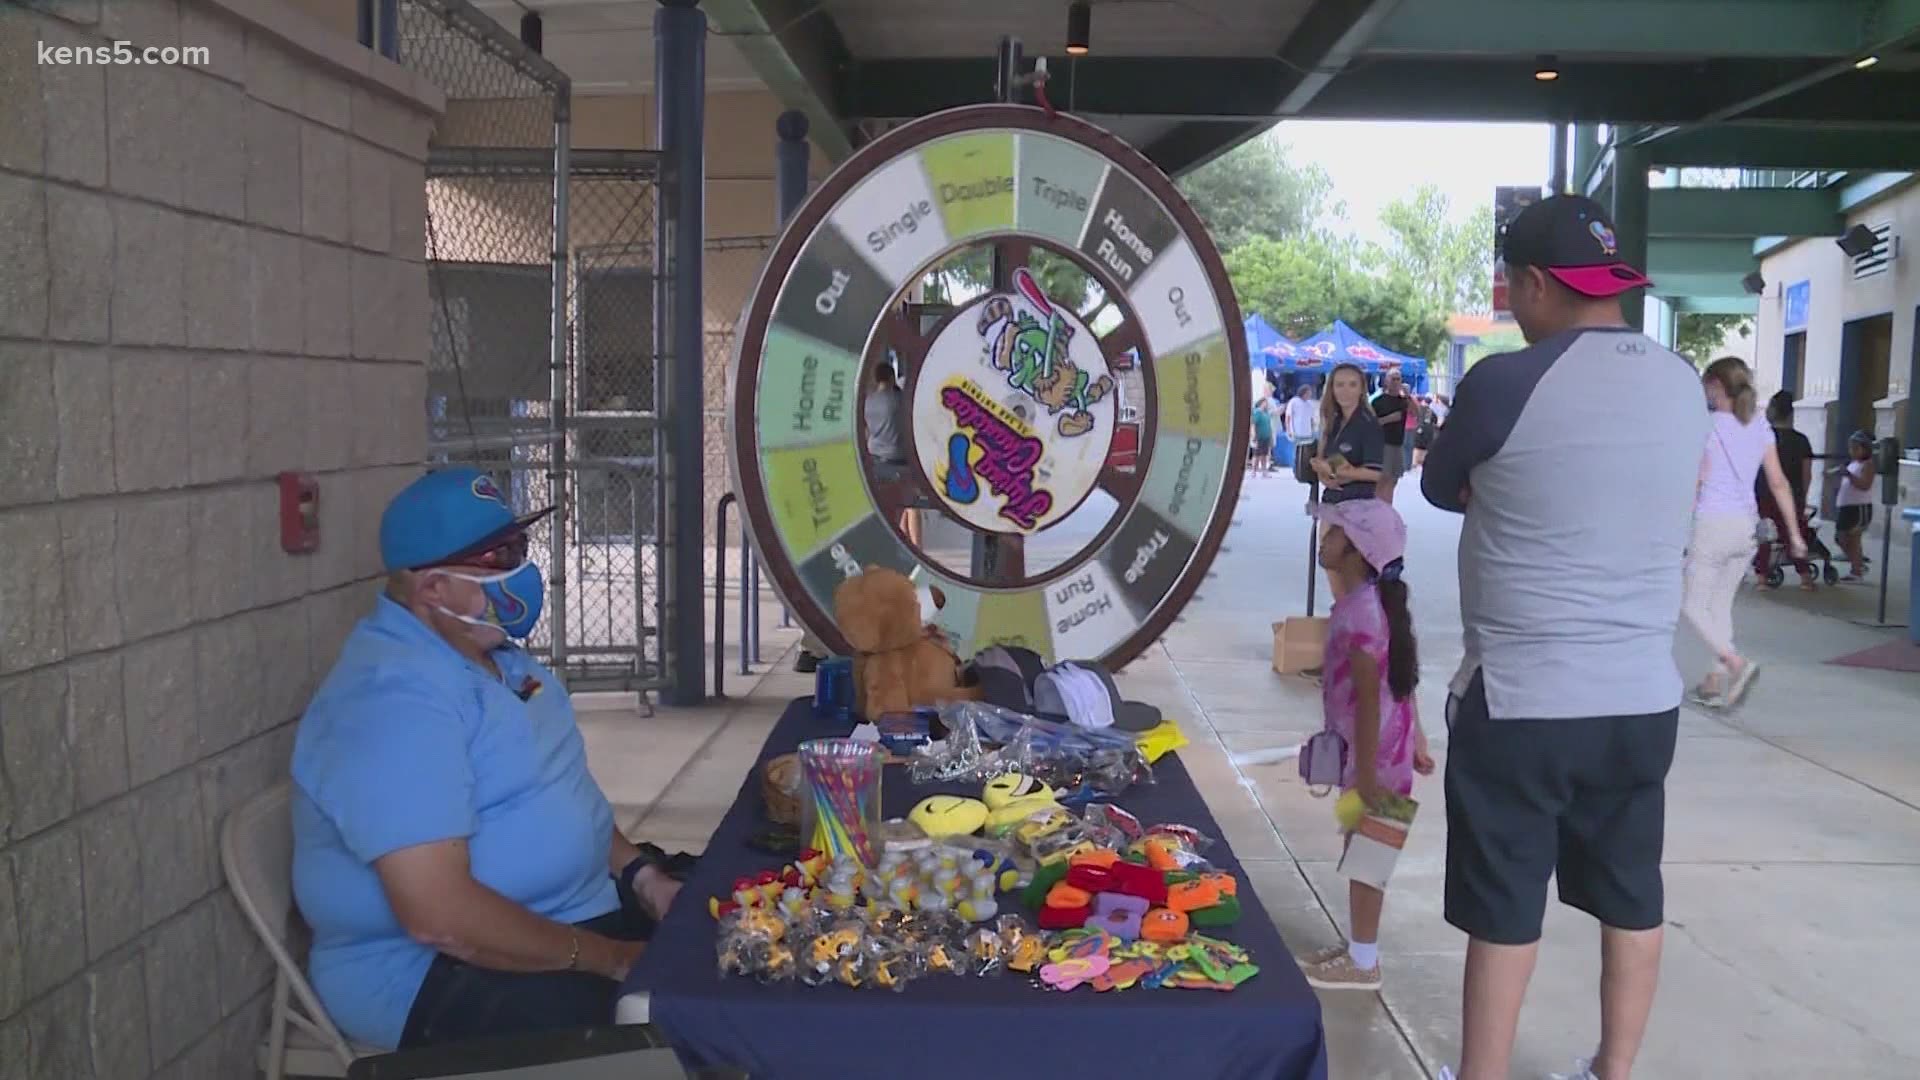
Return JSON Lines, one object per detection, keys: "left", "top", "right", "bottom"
{"left": 1243, "top": 314, "right": 1302, "bottom": 377}
{"left": 1293, "top": 320, "right": 1430, "bottom": 392}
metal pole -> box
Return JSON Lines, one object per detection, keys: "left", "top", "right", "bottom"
{"left": 548, "top": 91, "right": 572, "bottom": 673}
{"left": 713, "top": 494, "right": 734, "bottom": 698}
{"left": 1611, "top": 129, "right": 1651, "bottom": 331}
{"left": 1549, "top": 123, "right": 1570, "bottom": 194}
{"left": 974, "top": 37, "right": 1024, "bottom": 583}
{"left": 737, "top": 534, "right": 752, "bottom": 676}
{"left": 1305, "top": 479, "right": 1320, "bottom": 617}
{"left": 657, "top": 0, "right": 707, "bottom": 706}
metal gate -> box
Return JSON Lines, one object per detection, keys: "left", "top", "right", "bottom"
{"left": 399, "top": 0, "right": 668, "bottom": 694}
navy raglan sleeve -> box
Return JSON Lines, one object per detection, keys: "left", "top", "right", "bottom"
{"left": 1420, "top": 351, "right": 1540, "bottom": 514}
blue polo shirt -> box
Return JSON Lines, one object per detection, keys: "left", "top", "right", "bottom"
{"left": 290, "top": 597, "right": 618, "bottom": 1049}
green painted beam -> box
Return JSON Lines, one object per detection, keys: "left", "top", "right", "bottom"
{"left": 1665, "top": 295, "right": 1760, "bottom": 315}
{"left": 1647, "top": 238, "right": 1759, "bottom": 299}
{"left": 1650, "top": 187, "right": 1843, "bottom": 239}
{"left": 1368, "top": 0, "right": 1873, "bottom": 59}
{"left": 1648, "top": 125, "right": 1920, "bottom": 170}
{"left": 1649, "top": 238, "right": 1759, "bottom": 275}
{"left": 704, "top": 0, "right": 854, "bottom": 162}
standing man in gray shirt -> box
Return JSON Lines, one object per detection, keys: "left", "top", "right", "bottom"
{"left": 1422, "top": 196, "right": 1709, "bottom": 1080}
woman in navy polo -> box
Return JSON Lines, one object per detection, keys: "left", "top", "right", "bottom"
{"left": 1313, "top": 362, "right": 1385, "bottom": 504}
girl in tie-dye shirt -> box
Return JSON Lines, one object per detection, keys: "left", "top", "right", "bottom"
{"left": 1299, "top": 498, "right": 1433, "bottom": 992}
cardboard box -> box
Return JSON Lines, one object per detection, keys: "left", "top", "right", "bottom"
{"left": 1271, "top": 616, "right": 1328, "bottom": 675}
{"left": 1337, "top": 798, "right": 1419, "bottom": 890}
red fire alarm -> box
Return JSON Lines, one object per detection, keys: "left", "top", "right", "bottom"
{"left": 278, "top": 471, "right": 320, "bottom": 554}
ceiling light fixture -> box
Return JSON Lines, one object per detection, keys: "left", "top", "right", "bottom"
{"left": 1067, "top": 2, "right": 1091, "bottom": 56}
{"left": 1855, "top": 55, "right": 1880, "bottom": 70}
{"left": 1534, "top": 55, "right": 1560, "bottom": 81}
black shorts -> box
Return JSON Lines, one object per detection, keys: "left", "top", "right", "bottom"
{"left": 1443, "top": 672, "right": 1679, "bottom": 945}
{"left": 1836, "top": 504, "right": 1873, "bottom": 533}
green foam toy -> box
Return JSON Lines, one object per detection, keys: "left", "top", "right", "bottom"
{"left": 1021, "top": 858, "right": 1070, "bottom": 909}
{"left": 1225, "top": 962, "right": 1260, "bottom": 987}
{"left": 1188, "top": 894, "right": 1242, "bottom": 928}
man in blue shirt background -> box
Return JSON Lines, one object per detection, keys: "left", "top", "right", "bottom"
{"left": 291, "top": 468, "right": 684, "bottom": 1049}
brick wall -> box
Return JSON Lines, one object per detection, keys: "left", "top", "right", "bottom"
{"left": 0, "top": 0, "right": 440, "bottom": 1076}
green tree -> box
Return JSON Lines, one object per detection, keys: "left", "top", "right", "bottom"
{"left": 1675, "top": 314, "right": 1755, "bottom": 368}
{"left": 1224, "top": 232, "right": 1448, "bottom": 362}
{"left": 1176, "top": 136, "right": 1335, "bottom": 250}
{"left": 1376, "top": 185, "right": 1493, "bottom": 314}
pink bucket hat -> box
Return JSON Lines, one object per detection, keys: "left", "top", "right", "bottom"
{"left": 1314, "top": 499, "right": 1407, "bottom": 576}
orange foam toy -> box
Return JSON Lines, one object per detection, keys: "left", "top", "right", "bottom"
{"left": 1140, "top": 907, "right": 1190, "bottom": 943}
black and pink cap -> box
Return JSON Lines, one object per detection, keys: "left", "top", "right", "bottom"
{"left": 1503, "top": 195, "right": 1652, "bottom": 298}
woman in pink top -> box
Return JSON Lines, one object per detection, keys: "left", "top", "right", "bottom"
{"left": 1684, "top": 358, "right": 1806, "bottom": 707}
{"left": 1296, "top": 497, "right": 1433, "bottom": 992}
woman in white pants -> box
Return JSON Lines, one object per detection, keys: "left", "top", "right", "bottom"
{"left": 1684, "top": 357, "right": 1806, "bottom": 707}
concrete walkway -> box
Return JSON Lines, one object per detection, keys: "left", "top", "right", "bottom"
{"left": 588, "top": 466, "right": 1919, "bottom": 1079}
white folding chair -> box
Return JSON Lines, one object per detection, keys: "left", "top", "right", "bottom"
{"left": 221, "top": 782, "right": 381, "bottom": 1079}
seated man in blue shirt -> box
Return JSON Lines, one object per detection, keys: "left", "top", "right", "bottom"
{"left": 291, "top": 468, "right": 683, "bottom": 1050}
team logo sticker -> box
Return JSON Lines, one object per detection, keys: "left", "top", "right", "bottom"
{"left": 471, "top": 474, "right": 508, "bottom": 506}
{"left": 1589, "top": 219, "right": 1618, "bottom": 255}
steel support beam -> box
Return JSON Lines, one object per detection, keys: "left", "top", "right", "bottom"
{"left": 1613, "top": 136, "right": 1650, "bottom": 330}
{"left": 1649, "top": 187, "right": 1844, "bottom": 239}
{"left": 1628, "top": 3, "right": 1920, "bottom": 147}
{"left": 704, "top": 0, "right": 855, "bottom": 161}
{"left": 1648, "top": 238, "right": 1762, "bottom": 276}
{"left": 1140, "top": 0, "right": 1404, "bottom": 175}
{"left": 1665, "top": 295, "right": 1760, "bottom": 315}
{"left": 1647, "top": 125, "right": 1920, "bottom": 170}
{"left": 1367, "top": 0, "right": 1879, "bottom": 59}
{"left": 843, "top": 55, "right": 1920, "bottom": 126}
{"left": 657, "top": 0, "right": 707, "bottom": 705}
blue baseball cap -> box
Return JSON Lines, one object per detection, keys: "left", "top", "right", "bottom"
{"left": 379, "top": 467, "right": 553, "bottom": 572}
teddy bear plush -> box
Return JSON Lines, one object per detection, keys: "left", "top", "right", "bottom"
{"left": 832, "top": 567, "right": 977, "bottom": 718}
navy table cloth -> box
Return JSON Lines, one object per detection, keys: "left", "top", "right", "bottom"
{"left": 625, "top": 698, "right": 1328, "bottom": 1080}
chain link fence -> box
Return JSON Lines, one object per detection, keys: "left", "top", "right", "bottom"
{"left": 399, "top": 0, "right": 668, "bottom": 694}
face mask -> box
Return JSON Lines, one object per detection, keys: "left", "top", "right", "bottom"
{"left": 427, "top": 561, "right": 545, "bottom": 641}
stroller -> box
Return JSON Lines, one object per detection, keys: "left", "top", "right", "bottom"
{"left": 1755, "top": 505, "right": 1844, "bottom": 588}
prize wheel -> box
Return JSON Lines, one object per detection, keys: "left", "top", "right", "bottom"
{"left": 729, "top": 105, "right": 1250, "bottom": 668}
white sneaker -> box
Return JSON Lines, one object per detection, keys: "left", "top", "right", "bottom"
{"left": 1547, "top": 1058, "right": 1600, "bottom": 1080}
{"left": 1437, "top": 1069, "right": 1456, "bottom": 1080}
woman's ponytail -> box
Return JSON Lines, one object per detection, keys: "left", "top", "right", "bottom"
{"left": 1706, "top": 356, "right": 1758, "bottom": 423}
{"left": 1376, "top": 571, "right": 1419, "bottom": 702}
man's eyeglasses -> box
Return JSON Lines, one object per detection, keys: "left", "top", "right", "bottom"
{"left": 426, "top": 531, "right": 530, "bottom": 573}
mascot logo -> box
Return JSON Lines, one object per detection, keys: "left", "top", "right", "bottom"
{"left": 975, "top": 268, "right": 1114, "bottom": 438}
{"left": 471, "top": 474, "right": 508, "bottom": 507}
{"left": 1589, "top": 219, "right": 1618, "bottom": 255}
{"left": 937, "top": 382, "right": 1054, "bottom": 531}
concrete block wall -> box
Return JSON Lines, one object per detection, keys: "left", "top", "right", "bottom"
{"left": 0, "top": 0, "right": 441, "bottom": 1075}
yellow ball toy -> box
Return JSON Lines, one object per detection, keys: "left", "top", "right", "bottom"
{"left": 909, "top": 795, "right": 989, "bottom": 838}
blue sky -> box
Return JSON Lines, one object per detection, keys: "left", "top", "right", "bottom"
{"left": 1273, "top": 121, "right": 1553, "bottom": 242}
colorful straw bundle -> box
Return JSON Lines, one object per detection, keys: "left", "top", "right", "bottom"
{"left": 798, "top": 738, "right": 884, "bottom": 867}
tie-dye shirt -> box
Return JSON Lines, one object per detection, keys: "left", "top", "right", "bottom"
{"left": 1323, "top": 581, "right": 1417, "bottom": 797}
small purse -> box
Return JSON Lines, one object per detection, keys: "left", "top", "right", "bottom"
{"left": 1298, "top": 729, "right": 1349, "bottom": 796}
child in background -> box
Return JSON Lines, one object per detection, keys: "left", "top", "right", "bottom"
{"left": 1834, "top": 430, "right": 1879, "bottom": 582}
{"left": 1296, "top": 498, "right": 1434, "bottom": 991}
